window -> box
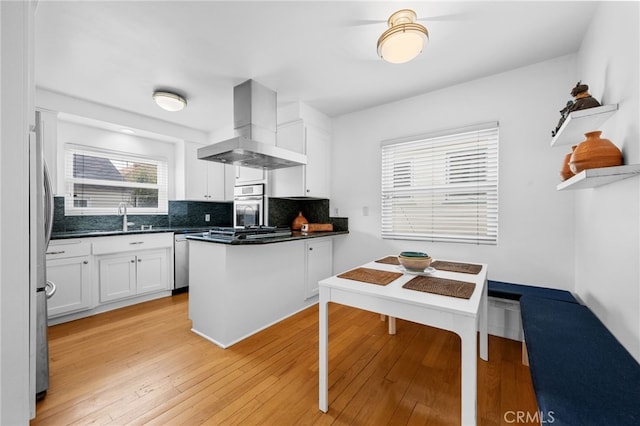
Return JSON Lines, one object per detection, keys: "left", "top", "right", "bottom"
{"left": 381, "top": 123, "right": 498, "bottom": 244}
{"left": 64, "top": 144, "right": 168, "bottom": 215}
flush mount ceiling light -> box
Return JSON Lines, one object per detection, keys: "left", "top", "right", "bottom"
{"left": 152, "top": 91, "right": 187, "bottom": 111}
{"left": 377, "top": 9, "right": 429, "bottom": 64}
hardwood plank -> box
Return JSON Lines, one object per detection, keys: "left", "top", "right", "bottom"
{"left": 32, "top": 292, "right": 538, "bottom": 426}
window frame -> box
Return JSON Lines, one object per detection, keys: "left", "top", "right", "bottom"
{"left": 380, "top": 122, "right": 499, "bottom": 245}
{"left": 63, "top": 144, "right": 169, "bottom": 216}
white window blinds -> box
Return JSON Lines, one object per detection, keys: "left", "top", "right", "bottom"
{"left": 381, "top": 123, "right": 499, "bottom": 244}
{"left": 64, "top": 144, "right": 168, "bottom": 215}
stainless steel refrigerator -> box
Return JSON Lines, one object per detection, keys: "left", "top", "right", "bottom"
{"left": 30, "top": 111, "right": 55, "bottom": 400}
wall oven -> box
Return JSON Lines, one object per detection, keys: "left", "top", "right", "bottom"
{"left": 234, "top": 184, "right": 265, "bottom": 227}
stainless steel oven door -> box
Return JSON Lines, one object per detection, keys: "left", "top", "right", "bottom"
{"left": 234, "top": 196, "right": 264, "bottom": 227}
{"left": 233, "top": 184, "right": 265, "bottom": 227}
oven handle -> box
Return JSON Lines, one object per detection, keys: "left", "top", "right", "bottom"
{"left": 234, "top": 196, "right": 264, "bottom": 201}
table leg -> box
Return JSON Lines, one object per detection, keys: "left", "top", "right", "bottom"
{"left": 460, "top": 319, "right": 478, "bottom": 426}
{"left": 319, "top": 287, "right": 329, "bottom": 412}
{"left": 388, "top": 316, "right": 396, "bottom": 335}
{"left": 479, "top": 279, "right": 488, "bottom": 361}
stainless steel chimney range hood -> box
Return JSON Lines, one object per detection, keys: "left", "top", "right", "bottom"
{"left": 198, "top": 79, "right": 307, "bottom": 170}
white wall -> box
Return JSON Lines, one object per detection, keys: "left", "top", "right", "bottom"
{"left": 36, "top": 88, "right": 209, "bottom": 145}
{"left": 331, "top": 55, "right": 578, "bottom": 290}
{"left": 574, "top": 2, "right": 640, "bottom": 361}
{"left": 35, "top": 89, "right": 212, "bottom": 201}
{"left": 0, "top": 1, "right": 34, "bottom": 423}
{"left": 56, "top": 120, "right": 179, "bottom": 200}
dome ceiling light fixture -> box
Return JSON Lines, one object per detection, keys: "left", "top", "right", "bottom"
{"left": 152, "top": 90, "right": 187, "bottom": 111}
{"left": 377, "top": 9, "right": 429, "bottom": 64}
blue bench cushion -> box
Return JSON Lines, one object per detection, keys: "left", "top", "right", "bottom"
{"left": 520, "top": 295, "right": 640, "bottom": 426}
{"left": 488, "top": 280, "right": 577, "bottom": 303}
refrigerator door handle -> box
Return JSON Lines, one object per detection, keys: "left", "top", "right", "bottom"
{"left": 43, "top": 162, "right": 54, "bottom": 247}
{"left": 45, "top": 280, "right": 56, "bottom": 299}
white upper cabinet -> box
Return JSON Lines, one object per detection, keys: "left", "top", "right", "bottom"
{"left": 270, "top": 102, "right": 331, "bottom": 198}
{"left": 304, "top": 124, "right": 330, "bottom": 198}
{"left": 185, "top": 141, "right": 229, "bottom": 201}
{"left": 235, "top": 164, "right": 265, "bottom": 185}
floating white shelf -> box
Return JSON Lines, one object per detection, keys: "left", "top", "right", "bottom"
{"left": 550, "top": 104, "right": 618, "bottom": 147}
{"left": 557, "top": 164, "right": 640, "bottom": 191}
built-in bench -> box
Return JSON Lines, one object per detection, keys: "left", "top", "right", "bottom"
{"left": 487, "top": 280, "right": 578, "bottom": 342}
{"left": 520, "top": 295, "right": 640, "bottom": 425}
{"left": 488, "top": 280, "right": 578, "bottom": 303}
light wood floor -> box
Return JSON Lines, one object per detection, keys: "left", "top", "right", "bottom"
{"left": 32, "top": 293, "right": 538, "bottom": 425}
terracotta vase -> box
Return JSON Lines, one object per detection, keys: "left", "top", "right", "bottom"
{"left": 560, "top": 146, "right": 577, "bottom": 181}
{"left": 569, "top": 131, "right": 622, "bottom": 174}
{"left": 291, "top": 211, "right": 308, "bottom": 230}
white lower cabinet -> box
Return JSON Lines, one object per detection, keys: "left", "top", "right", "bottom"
{"left": 98, "top": 249, "right": 168, "bottom": 303}
{"left": 47, "top": 232, "right": 174, "bottom": 323}
{"left": 46, "top": 240, "right": 92, "bottom": 318}
{"left": 97, "top": 254, "right": 136, "bottom": 302}
{"left": 304, "top": 238, "right": 333, "bottom": 299}
{"left": 136, "top": 250, "right": 168, "bottom": 294}
{"left": 94, "top": 233, "right": 173, "bottom": 303}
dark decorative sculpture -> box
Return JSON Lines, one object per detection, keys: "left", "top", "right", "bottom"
{"left": 551, "top": 81, "right": 601, "bottom": 137}
{"left": 552, "top": 101, "right": 575, "bottom": 137}
{"left": 569, "top": 81, "right": 601, "bottom": 111}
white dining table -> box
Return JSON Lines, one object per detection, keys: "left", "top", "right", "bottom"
{"left": 318, "top": 258, "right": 488, "bottom": 425}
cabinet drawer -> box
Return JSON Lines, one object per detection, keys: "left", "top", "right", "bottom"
{"left": 92, "top": 232, "right": 173, "bottom": 255}
{"left": 46, "top": 239, "right": 91, "bottom": 259}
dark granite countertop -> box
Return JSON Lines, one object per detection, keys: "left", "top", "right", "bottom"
{"left": 186, "top": 230, "right": 349, "bottom": 245}
{"left": 51, "top": 228, "right": 349, "bottom": 242}
{"left": 50, "top": 227, "right": 211, "bottom": 240}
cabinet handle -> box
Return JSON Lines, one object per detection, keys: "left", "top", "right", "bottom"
{"left": 83, "top": 260, "right": 89, "bottom": 264}
{"left": 130, "top": 259, "right": 135, "bottom": 263}
{"left": 138, "top": 259, "right": 142, "bottom": 262}
{"left": 309, "top": 247, "right": 313, "bottom": 251}
{"left": 46, "top": 250, "right": 66, "bottom": 255}
{"left": 306, "top": 189, "right": 310, "bottom": 193}
{"left": 129, "top": 241, "right": 144, "bottom": 245}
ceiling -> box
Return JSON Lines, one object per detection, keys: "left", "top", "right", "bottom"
{"left": 35, "top": 1, "right": 598, "bottom": 135}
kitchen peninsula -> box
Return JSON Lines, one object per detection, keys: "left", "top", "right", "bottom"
{"left": 187, "top": 230, "right": 346, "bottom": 348}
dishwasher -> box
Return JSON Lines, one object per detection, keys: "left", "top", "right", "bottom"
{"left": 174, "top": 233, "right": 191, "bottom": 291}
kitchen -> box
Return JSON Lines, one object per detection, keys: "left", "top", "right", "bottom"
{"left": 1, "top": 1, "right": 639, "bottom": 425}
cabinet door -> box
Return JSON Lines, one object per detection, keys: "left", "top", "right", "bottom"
{"left": 186, "top": 142, "right": 234, "bottom": 200}
{"left": 206, "top": 162, "right": 227, "bottom": 200}
{"left": 46, "top": 256, "right": 92, "bottom": 318}
{"left": 305, "top": 239, "right": 333, "bottom": 299}
{"left": 305, "top": 125, "right": 330, "bottom": 198}
{"left": 271, "top": 120, "right": 306, "bottom": 197}
{"left": 235, "top": 165, "right": 265, "bottom": 185}
{"left": 98, "top": 254, "right": 136, "bottom": 303}
{"left": 136, "top": 249, "right": 168, "bottom": 294}
{"left": 185, "top": 142, "right": 210, "bottom": 200}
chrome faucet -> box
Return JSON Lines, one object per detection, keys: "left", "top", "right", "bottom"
{"left": 117, "top": 202, "right": 134, "bottom": 231}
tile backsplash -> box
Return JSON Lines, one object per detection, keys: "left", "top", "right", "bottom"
{"left": 52, "top": 197, "right": 232, "bottom": 232}
{"left": 52, "top": 196, "right": 348, "bottom": 232}
{"left": 268, "top": 198, "right": 348, "bottom": 232}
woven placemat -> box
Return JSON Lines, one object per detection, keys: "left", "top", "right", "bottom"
{"left": 402, "top": 276, "right": 476, "bottom": 299}
{"left": 337, "top": 267, "right": 403, "bottom": 286}
{"left": 374, "top": 256, "right": 400, "bottom": 265}
{"left": 430, "top": 260, "right": 482, "bottom": 274}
